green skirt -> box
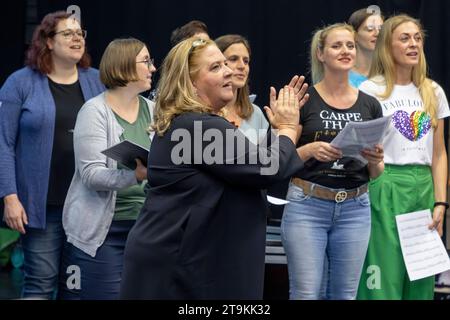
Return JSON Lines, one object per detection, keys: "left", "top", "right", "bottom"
{"left": 357, "top": 165, "right": 435, "bottom": 300}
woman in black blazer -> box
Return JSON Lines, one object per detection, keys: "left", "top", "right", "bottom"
{"left": 120, "top": 38, "right": 308, "bottom": 300}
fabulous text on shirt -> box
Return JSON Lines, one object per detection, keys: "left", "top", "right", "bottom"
{"left": 381, "top": 98, "right": 423, "bottom": 112}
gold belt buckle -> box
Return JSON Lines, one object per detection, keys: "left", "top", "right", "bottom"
{"left": 335, "top": 191, "right": 348, "bottom": 203}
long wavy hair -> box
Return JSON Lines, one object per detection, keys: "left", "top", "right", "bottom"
{"left": 310, "top": 23, "right": 355, "bottom": 84}
{"left": 369, "top": 14, "right": 438, "bottom": 127}
{"left": 26, "top": 11, "right": 91, "bottom": 74}
{"left": 215, "top": 34, "right": 253, "bottom": 120}
{"left": 153, "top": 38, "right": 215, "bottom": 135}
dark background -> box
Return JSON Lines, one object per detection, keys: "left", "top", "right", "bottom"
{"left": 2, "top": 0, "right": 449, "bottom": 105}
{"left": 1, "top": 0, "right": 450, "bottom": 223}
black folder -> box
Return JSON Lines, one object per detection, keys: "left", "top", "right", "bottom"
{"left": 101, "top": 140, "right": 149, "bottom": 170}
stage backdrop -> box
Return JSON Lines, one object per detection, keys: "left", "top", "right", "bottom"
{"left": 1, "top": 0, "right": 449, "bottom": 224}
{"left": 1, "top": 0, "right": 448, "bottom": 103}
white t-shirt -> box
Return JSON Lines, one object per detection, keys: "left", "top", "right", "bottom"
{"left": 360, "top": 76, "right": 450, "bottom": 166}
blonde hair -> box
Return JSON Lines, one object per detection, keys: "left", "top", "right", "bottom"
{"left": 153, "top": 38, "right": 216, "bottom": 135}
{"left": 310, "top": 23, "right": 355, "bottom": 84}
{"left": 100, "top": 38, "right": 145, "bottom": 89}
{"left": 215, "top": 34, "right": 253, "bottom": 120}
{"left": 369, "top": 14, "right": 438, "bottom": 127}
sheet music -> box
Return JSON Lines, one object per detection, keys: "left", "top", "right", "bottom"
{"left": 267, "top": 196, "right": 289, "bottom": 205}
{"left": 330, "top": 115, "right": 392, "bottom": 164}
{"left": 396, "top": 210, "right": 450, "bottom": 281}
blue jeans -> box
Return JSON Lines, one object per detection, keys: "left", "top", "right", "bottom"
{"left": 281, "top": 182, "right": 371, "bottom": 300}
{"left": 58, "top": 220, "right": 135, "bottom": 300}
{"left": 21, "top": 206, "right": 66, "bottom": 299}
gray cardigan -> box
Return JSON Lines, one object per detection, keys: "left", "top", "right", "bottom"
{"left": 63, "top": 93, "right": 154, "bottom": 257}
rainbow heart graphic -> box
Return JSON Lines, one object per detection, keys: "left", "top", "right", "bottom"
{"left": 392, "top": 110, "right": 431, "bottom": 141}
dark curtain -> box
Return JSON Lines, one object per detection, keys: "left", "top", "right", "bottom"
{"left": 1, "top": 1, "right": 449, "bottom": 234}
{"left": 0, "top": 0, "right": 26, "bottom": 85}
{"left": 2, "top": 0, "right": 448, "bottom": 101}
{"left": 12, "top": 0, "right": 446, "bottom": 102}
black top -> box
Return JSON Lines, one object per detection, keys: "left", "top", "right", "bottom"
{"left": 47, "top": 78, "right": 85, "bottom": 206}
{"left": 295, "top": 87, "right": 383, "bottom": 189}
{"left": 120, "top": 112, "right": 304, "bottom": 299}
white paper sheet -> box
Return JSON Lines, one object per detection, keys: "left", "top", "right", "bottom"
{"left": 330, "top": 115, "right": 392, "bottom": 164}
{"left": 395, "top": 210, "right": 450, "bottom": 281}
{"left": 267, "top": 196, "right": 289, "bottom": 205}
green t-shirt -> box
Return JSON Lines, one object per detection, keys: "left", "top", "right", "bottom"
{"left": 113, "top": 96, "right": 151, "bottom": 221}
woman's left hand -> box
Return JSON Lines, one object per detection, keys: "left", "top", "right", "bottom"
{"left": 361, "top": 144, "right": 384, "bottom": 166}
{"left": 269, "top": 75, "right": 310, "bottom": 112}
{"left": 429, "top": 206, "right": 445, "bottom": 236}
{"left": 288, "top": 75, "right": 310, "bottom": 107}
{"left": 134, "top": 158, "right": 148, "bottom": 182}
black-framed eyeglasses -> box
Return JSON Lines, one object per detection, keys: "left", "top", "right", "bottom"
{"left": 53, "top": 29, "right": 87, "bottom": 40}
{"left": 136, "top": 57, "right": 155, "bottom": 69}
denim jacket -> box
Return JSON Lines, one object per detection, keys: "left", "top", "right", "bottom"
{"left": 0, "top": 67, "right": 105, "bottom": 228}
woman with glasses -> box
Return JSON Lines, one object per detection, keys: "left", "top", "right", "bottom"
{"left": 215, "top": 34, "right": 269, "bottom": 145}
{"left": 58, "top": 38, "right": 155, "bottom": 300}
{"left": 0, "top": 11, "right": 104, "bottom": 299}
{"left": 120, "top": 38, "right": 309, "bottom": 299}
{"left": 281, "top": 23, "right": 384, "bottom": 300}
{"left": 348, "top": 8, "right": 384, "bottom": 88}
{"left": 357, "top": 15, "right": 449, "bottom": 300}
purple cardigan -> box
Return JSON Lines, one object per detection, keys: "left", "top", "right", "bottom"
{"left": 0, "top": 66, "right": 105, "bottom": 229}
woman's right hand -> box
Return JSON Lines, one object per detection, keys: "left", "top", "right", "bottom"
{"left": 3, "top": 194, "right": 28, "bottom": 234}
{"left": 298, "top": 142, "right": 342, "bottom": 162}
{"left": 134, "top": 158, "right": 148, "bottom": 182}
